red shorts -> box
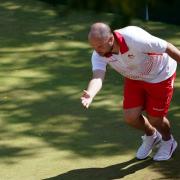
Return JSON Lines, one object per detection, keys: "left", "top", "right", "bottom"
{"left": 123, "top": 73, "right": 176, "bottom": 117}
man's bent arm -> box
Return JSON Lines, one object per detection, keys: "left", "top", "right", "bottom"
{"left": 166, "top": 43, "right": 180, "bottom": 63}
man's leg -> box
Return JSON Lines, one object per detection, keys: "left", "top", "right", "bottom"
{"left": 123, "top": 107, "right": 162, "bottom": 160}
{"left": 147, "top": 115, "right": 171, "bottom": 140}
{"left": 147, "top": 115, "right": 177, "bottom": 161}
{"left": 123, "top": 106, "right": 156, "bottom": 135}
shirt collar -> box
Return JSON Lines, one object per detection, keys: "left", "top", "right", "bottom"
{"left": 105, "top": 31, "right": 129, "bottom": 58}
{"left": 113, "top": 31, "right": 129, "bottom": 54}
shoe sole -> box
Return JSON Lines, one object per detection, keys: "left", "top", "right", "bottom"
{"left": 136, "top": 150, "right": 152, "bottom": 160}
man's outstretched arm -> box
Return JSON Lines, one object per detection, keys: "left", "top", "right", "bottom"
{"left": 81, "top": 70, "right": 105, "bottom": 108}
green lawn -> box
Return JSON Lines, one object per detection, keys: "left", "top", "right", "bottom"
{"left": 0, "top": 0, "right": 180, "bottom": 179}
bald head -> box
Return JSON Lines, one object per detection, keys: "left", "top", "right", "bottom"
{"left": 88, "top": 22, "right": 112, "bottom": 41}
{"left": 88, "top": 22, "right": 115, "bottom": 56}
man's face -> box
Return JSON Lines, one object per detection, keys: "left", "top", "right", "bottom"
{"left": 89, "top": 35, "right": 114, "bottom": 57}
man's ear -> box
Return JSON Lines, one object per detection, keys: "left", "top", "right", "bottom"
{"left": 108, "top": 35, "right": 114, "bottom": 46}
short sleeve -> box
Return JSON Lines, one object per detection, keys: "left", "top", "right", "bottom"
{"left": 91, "top": 51, "right": 107, "bottom": 71}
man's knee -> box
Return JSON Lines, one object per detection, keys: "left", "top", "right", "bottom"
{"left": 123, "top": 107, "right": 142, "bottom": 125}
{"left": 124, "top": 113, "right": 138, "bottom": 124}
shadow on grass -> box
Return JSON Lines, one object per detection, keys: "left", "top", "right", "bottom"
{"left": 0, "top": 0, "right": 180, "bottom": 179}
{"left": 44, "top": 158, "right": 154, "bottom": 180}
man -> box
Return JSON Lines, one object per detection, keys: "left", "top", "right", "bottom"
{"left": 81, "top": 22, "right": 180, "bottom": 161}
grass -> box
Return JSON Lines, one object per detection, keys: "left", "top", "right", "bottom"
{"left": 0, "top": 0, "right": 180, "bottom": 179}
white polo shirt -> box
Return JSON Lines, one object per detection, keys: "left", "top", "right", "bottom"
{"left": 91, "top": 26, "right": 177, "bottom": 83}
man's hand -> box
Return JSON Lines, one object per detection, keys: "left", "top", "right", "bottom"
{"left": 81, "top": 90, "right": 93, "bottom": 108}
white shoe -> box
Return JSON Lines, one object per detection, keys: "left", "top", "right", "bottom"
{"left": 136, "top": 131, "right": 162, "bottom": 160}
{"left": 153, "top": 136, "right": 177, "bottom": 161}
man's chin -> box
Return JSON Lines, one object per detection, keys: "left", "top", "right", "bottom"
{"left": 97, "top": 50, "right": 112, "bottom": 57}
{"left": 97, "top": 52, "right": 106, "bottom": 56}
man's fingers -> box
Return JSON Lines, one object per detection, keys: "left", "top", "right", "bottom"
{"left": 81, "top": 99, "right": 87, "bottom": 104}
{"left": 82, "top": 102, "right": 89, "bottom": 108}
{"left": 81, "top": 99, "right": 90, "bottom": 108}
{"left": 83, "top": 90, "right": 88, "bottom": 93}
